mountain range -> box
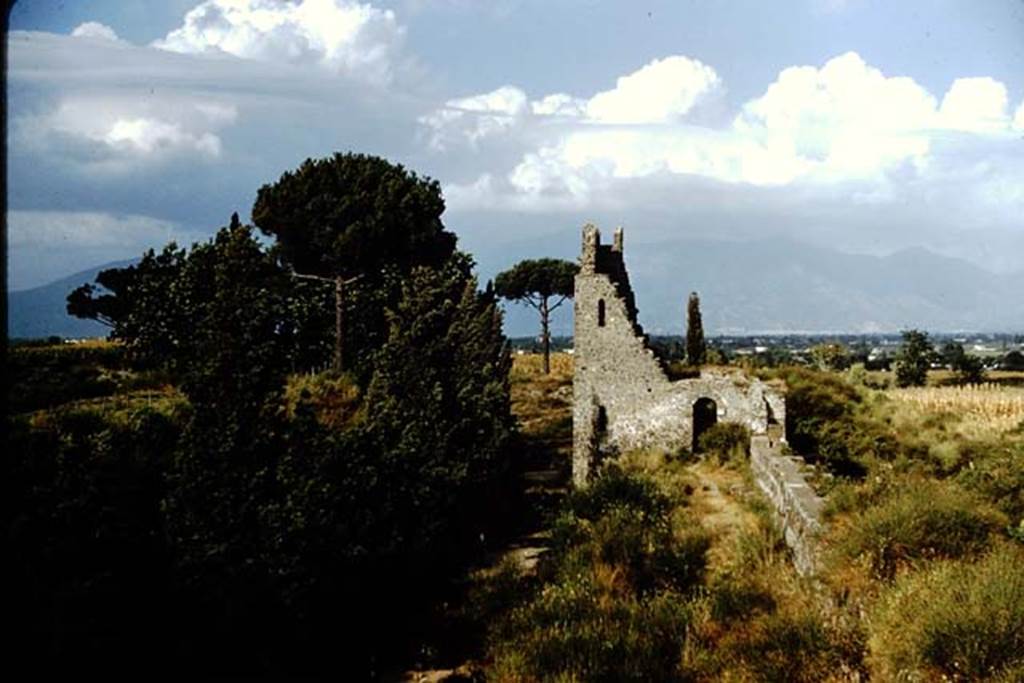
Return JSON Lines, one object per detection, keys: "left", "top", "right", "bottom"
{"left": 8, "top": 240, "right": 1024, "bottom": 340}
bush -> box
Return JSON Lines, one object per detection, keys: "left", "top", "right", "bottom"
{"left": 727, "top": 608, "right": 857, "bottom": 683}
{"left": 7, "top": 342, "right": 127, "bottom": 413}
{"left": 490, "top": 466, "right": 711, "bottom": 681}
{"left": 491, "top": 577, "right": 697, "bottom": 682}
{"left": 550, "top": 466, "right": 710, "bottom": 595}
{"left": 869, "top": 545, "right": 1024, "bottom": 681}
{"left": 697, "top": 422, "right": 750, "bottom": 463}
{"left": 776, "top": 367, "right": 860, "bottom": 456}
{"left": 832, "top": 481, "right": 1006, "bottom": 580}
{"left": 956, "top": 440, "right": 1024, "bottom": 521}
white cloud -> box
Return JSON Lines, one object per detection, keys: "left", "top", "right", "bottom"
{"left": 105, "top": 117, "right": 223, "bottom": 156}
{"left": 71, "top": 21, "right": 121, "bottom": 42}
{"left": 437, "top": 50, "right": 1023, "bottom": 211}
{"left": 422, "top": 56, "right": 721, "bottom": 151}
{"left": 17, "top": 95, "right": 238, "bottom": 171}
{"left": 939, "top": 77, "right": 1010, "bottom": 132}
{"left": 1015, "top": 101, "right": 1024, "bottom": 130}
{"left": 154, "top": 0, "right": 405, "bottom": 84}
{"left": 421, "top": 85, "right": 529, "bottom": 149}
{"left": 584, "top": 55, "right": 720, "bottom": 124}
{"left": 530, "top": 93, "right": 586, "bottom": 117}
{"left": 732, "top": 52, "right": 938, "bottom": 182}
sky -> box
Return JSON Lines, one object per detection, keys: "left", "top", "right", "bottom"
{"left": 6, "top": 0, "right": 1024, "bottom": 334}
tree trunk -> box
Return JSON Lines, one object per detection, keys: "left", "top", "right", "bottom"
{"left": 541, "top": 296, "right": 550, "bottom": 375}
{"left": 334, "top": 275, "right": 344, "bottom": 373}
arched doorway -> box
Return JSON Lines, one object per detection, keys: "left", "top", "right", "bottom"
{"left": 692, "top": 397, "right": 717, "bottom": 452}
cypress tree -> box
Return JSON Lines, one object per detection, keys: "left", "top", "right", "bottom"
{"left": 686, "top": 291, "right": 706, "bottom": 366}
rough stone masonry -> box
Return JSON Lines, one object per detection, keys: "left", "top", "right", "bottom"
{"left": 571, "top": 223, "right": 824, "bottom": 572}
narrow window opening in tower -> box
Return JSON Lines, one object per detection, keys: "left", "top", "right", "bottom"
{"left": 598, "top": 299, "right": 606, "bottom": 327}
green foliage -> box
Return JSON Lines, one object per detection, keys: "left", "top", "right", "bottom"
{"left": 775, "top": 366, "right": 874, "bottom": 474}
{"left": 252, "top": 153, "right": 458, "bottom": 373}
{"left": 362, "top": 260, "right": 514, "bottom": 552}
{"left": 3, "top": 402, "right": 184, "bottom": 669}
{"left": 1001, "top": 350, "right": 1024, "bottom": 371}
{"left": 685, "top": 291, "right": 706, "bottom": 366}
{"left": 955, "top": 440, "right": 1024, "bottom": 521}
{"left": 895, "top": 329, "right": 934, "bottom": 387}
{"left": 832, "top": 481, "right": 1006, "bottom": 580}
{"left": 492, "top": 578, "right": 697, "bottom": 682}
{"left": 11, "top": 156, "right": 520, "bottom": 673}
{"left": 810, "top": 342, "right": 850, "bottom": 371}
{"left": 870, "top": 545, "right": 1024, "bottom": 681}
{"left": 491, "top": 466, "right": 710, "bottom": 681}
{"left": 948, "top": 343, "right": 987, "bottom": 385}
{"left": 108, "top": 243, "right": 190, "bottom": 366}
{"left": 493, "top": 257, "right": 577, "bottom": 301}
{"left": 66, "top": 264, "right": 136, "bottom": 328}
{"left": 697, "top": 422, "right": 750, "bottom": 464}
{"left": 252, "top": 152, "right": 455, "bottom": 280}
{"left": 725, "top": 609, "right": 856, "bottom": 683}
{"left": 6, "top": 342, "right": 127, "bottom": 413}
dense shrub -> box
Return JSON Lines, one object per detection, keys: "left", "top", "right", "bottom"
{"left": 776, "top": 367, "right": 859, "bottom": 453}
{"left": 3, "top": 404, "right": 183, "bottom": 670}
{"left": 7, "top": 342, "right": 127, "bottom": 413}
{"left": 832, "top": 481, "right": 1006, "bottom": 579}
{"left": 697, "top": 422, "right": 750, "bottom": 463}
{"left": 492, "top": 577, "right": 697, "bottom": 682}
{"left": 726, "top": 609, "right": 855, "bottom": 683}
{"left": 490, "top": 466, "right": 710, "bottom": 681}
{"left": 869, "top": 545, "right": 1024, "bottom": 681}
{"left": 956, "top": 440, "right": 1024, "bottom": 521}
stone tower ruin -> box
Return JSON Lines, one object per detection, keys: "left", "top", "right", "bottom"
{"left": 572, "top": 224, "right": 786, "bottom": 486}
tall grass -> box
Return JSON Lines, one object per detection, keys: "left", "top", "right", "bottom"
{"left": 831, "top": 481, "right": 1006, "bottom": 580}
{"left": 869, "top": 545, "right": 1024, "bottom": 681}
{"left": 888, "top": 384, "right": 1024, "bottom": 438}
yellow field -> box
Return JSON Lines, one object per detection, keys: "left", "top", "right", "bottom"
{"left": 510, "top": 351, "right": 573, "bottom": 381}
{"left": 887, "top": 383, "right": 1024, "bottom": 437}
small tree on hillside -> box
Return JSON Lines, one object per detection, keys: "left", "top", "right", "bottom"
{"left": 686, "top": 292, "right": 706, "bottom": 366}
{"left": 252, "top": 153, "right": 457, "bottom": 373}
{"left": 494, "top": 258, "right": 578, "bottom": 374}
{"left": 942, "top": 342, "right": 986, "bottom": 385}
{"left": 895, "top": 329, "right": 934, "bottom": 387}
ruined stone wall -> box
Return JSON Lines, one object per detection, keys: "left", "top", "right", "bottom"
{"left": 749, "top": 436, "right": 824, "bottom": 575}
{"left": 572, "top": 224, "right": 786, "bottom": 485}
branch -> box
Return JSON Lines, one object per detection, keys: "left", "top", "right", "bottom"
{"left": 291, "top": 271, "right": 364, "bottom": 285}
{"left": 519, "top": 296, "right": 543, "bottom": 312}
{"left": 548, "top": 295, "right": 570, "bottom": 312}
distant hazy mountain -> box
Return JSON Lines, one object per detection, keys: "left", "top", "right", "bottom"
{"left": 494, "top": 236, "right": 1024, "bottom": 337}
{"left": 9, "top": 239, "right": 1024, "bottom": 341}
{"left": 7, "top": 260, "right": 134, "bottom": 340}
{"left": 623, "top": 238, "right": 1024, "bottom": 334}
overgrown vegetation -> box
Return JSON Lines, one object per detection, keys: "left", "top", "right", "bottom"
{"left": 5, "top": 155, "right": 514, "bottom": 676}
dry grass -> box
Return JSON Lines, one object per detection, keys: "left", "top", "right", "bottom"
{"left": 509, "top": 353, "right": 573, "bottom": 453}
{"left": 887, "top": 384, "right": 1024, "bottom": 438}
{"left": 509, "top": 351, "right": 573, "bottom": 381}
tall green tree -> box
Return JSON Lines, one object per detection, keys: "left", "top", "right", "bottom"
{"left": 251, "top": 152, "right": 457, "bottom": 373}
{"left": 686, "top": 291, "right": 706, "bottom": 366}
{"left": 942, "top": 342, "right": 986, "bottom": 385}
{"left": 896, "top": 329, "right": 934, "bottom": 387}
{"left": 494, "top": 258, "right": 578, "bottom": 374}
{"left": 66, "top": 244, "right": 187, "bottom": 364}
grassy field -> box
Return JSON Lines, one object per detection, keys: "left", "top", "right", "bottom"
{"left": 479, "top": 355, "right": 1024, "bottom": 681}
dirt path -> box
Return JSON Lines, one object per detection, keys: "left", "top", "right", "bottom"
{"left": 685, "top": 460, "right": 761, "bottom": 566}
